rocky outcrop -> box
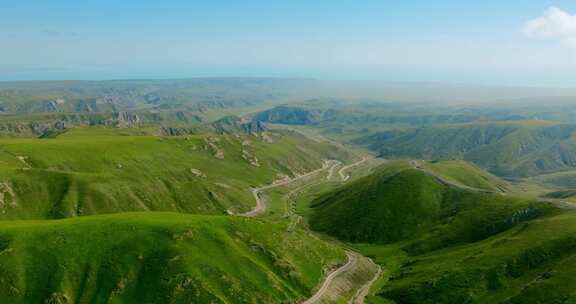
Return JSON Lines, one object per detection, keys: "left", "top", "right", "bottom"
{"left": 190, "top": 168, "right": 207, "bottom": 178}
{"left": 0, "top": 182, "right": 17, "bottom": 210}
{"left": 205, "top": 137, "right": 225, "bottom": 160}
{"left": 0, "top": 112, "right": 147, "bottom": 137}
{"left": 110, "top": 112, "right": 141, "bottom": 128}
{"left": 207, "top": 116, "right": 267, "bottom": 134}
{"left": 241, "top": 149, "right": 260, "bottom": 167}
{"left": 158, "top": 116, "right": 267, "bottom": 136}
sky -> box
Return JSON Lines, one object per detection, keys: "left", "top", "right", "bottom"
{"left": 2, "top": 0, "right": 576, "bottom": 86}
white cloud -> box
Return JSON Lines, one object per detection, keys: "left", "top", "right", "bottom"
{"left": 524, "top": 7, "right": 576, "bottom": 47}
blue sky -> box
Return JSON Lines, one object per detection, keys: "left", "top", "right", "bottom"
{"left": 2, "top": 0, "right": 576, "bottom": 86}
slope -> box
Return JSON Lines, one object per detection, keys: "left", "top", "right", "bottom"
{"left": 0, "top": 212, "right": 344, "bottom": 304}
{"left": 309, "top": 160, "right": 535, "bottom": 247}
{"left": 305, "top": 160, "right": 576, "bottom": 304}
{"left": 0, "top": 126, "right": 352, "bottom": 220}
{"left": 374, "top": 210, "right": 576, "bottom": 304}
{"left": 356, "top": 121, "right": 576, "bottom": 177}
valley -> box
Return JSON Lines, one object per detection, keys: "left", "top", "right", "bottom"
{"left": 1, "top": 79, "right": 576, "bottom": 303}
{"left": 8, "top": 1, "right": 576, "bottom": 303}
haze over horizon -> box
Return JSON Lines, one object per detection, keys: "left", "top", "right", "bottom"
{"left": 3, "top": 1, "right": 576, "bottom": 87}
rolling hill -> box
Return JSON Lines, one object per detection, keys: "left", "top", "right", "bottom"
{"left": 6, "top": 80, "right": 576, "bottom": 303}
{"left": 0, "top": 126, "right": 352, "bottom": 220}
{"left": 252, "top": 101, "right": 576, "bottom": 178}
{"left": 309, "top": 160, "right": 545, "bottom": 247}
{"left": 305, "top": 160, "right": 576, "bottom": 303}
{"left": 356, "top": 121, "right": 576, "bottom": 177}
{"left": 374, "top": 210, "right": 576, "bottom": 304}
{"left": 0, "top": 212, "right": 344, "bottom": 304}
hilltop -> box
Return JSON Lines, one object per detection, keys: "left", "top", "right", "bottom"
{"left": 309, "top": 160, "right": 542, "bottom": 247}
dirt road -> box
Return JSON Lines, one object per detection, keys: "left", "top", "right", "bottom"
{"left": 302, "top": 252, "right": 381, "bottom": 304}
{"left": 339, "top": 157, "right": 367, "bottom": 181}
{"left": 302, "top": 253, "right": 357, "bottom": 304}
{"left": 239, "top": 157, "right": 383, "bottom": 304}
{"left": 240, "top": 160, "right": 338, "bottom": 217}
{"left": 326, "top": 161, "right": 342, "bottom": 180}
{"left": 349, "top": 262, "right": 382, "bottom": 304}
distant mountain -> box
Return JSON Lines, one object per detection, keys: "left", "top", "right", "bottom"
{"left": 0, "top": 79, "right": 321, "bottom": 137}
{"left": 0, "top": 78, "right": 317, "bottom": 114}
{"left": 356, "top": 121, "right": 576, "bottom": 177}
{"left": 159, "top": 115, "right": 267, "bottom": 136}
{"left": 252, "top": 103, "right": 484, "bottom": 127}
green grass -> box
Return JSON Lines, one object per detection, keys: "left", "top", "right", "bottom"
{"left": 371, "top": 210, "right": 576, "bottom": 304}
{"left": 531, "top": 170, "right": 576, "bottom": 189}
{"left": 309, "top": 161, "right": 547, "bottom": 246}
{"left": 0, "top": 126, "right": 352, "bottom": 220}
{"left": 308, "top": 159, "right": 576, "bottom": 304}
{"left": 357, "top": 121, "right": 576, "bottom": 177}
{"left": 310, "top": 167, "right": 445, "bottom": 243}
{"left": 422, "top": 160, "right": 511, "bottom": 192}
{"left": 0, "top": 212, "right": 345, "bottom": 304}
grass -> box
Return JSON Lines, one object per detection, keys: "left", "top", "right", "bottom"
{"left": 310, "top": 167, "right": 445, "bottom": 243}
{"left": 421, "top": 160, "right": 511, "bottom": 192}
{"left": 306, "top": 159, "right": 576, "bottom": 304}
{"left": 0, "top": 126, "right": 352, "bottom": 220}
{"left": 369, "top": 210, "right": 576, "bottom": 304}
{"left": 356, "top": 121, "right": 576, "bottom": 178}
{"left": 530, "top": 170, "right": 576, "bottom": 189}
{"left": 0, "top": 124, "right": 356, "bottom": 303}
{"left": 0, "top": 212, "right": 345, "bottom": 304}
{"left": 309, "top": 160, "right": 546, "bottom": 246}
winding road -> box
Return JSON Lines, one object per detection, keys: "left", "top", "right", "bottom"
{"left": 302, "top": 252, "right": 382, "bottom": 304}
{"left": 238, "top": 157, "right": 383, "bottom": 303}
{"left": 302, "top": 252, "right": 357, "bottom": 304}
{"left": 349, "top": 262, "right": 382, "bottom": 304}
{"left": 240, "top": 160, "right": 340, "bottom": 217}
{"left": 339, "top": 157, "right": 367, "bottom": 181}
{"left": 326, "top": 160, "right": 342, "bottom": 180}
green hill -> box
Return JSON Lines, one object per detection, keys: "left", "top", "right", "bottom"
{"left": 356, "top": 121, "right": 576, "bottom": 177}
{"left": 419, "top": 160, "right": 511, "bottom": 192}
{"left": 309, "top": 161, "right": 545, "bottom": 248}
{"left": 0, "top": 212, "right": 344, "bottom": 304}
{"left": 0, "top": 126, "right": 352, "bottom": 220}
{"left": 305, "top": 159, "right": 576, "bottom": 303}
{"left": 373, "top": 210, "right": 576, "bottom": 304}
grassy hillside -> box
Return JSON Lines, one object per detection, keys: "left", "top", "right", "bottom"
{"left": 309, "top": 160, "right": 538, "bottom": 247}
{"left": 305, "top": 159, "right": 576, "bottom": 304}
{"left": 0, "top": 126, "right": 352, "bottom": 220}
{"left": 530, "top": 170, "right": 576, "bottom": 190}
{"left": 420, "top": 160, "right": 511, "bottom": 192}
{"left": 357, "top": 121, "right": 576, "bottom": 177}
{"left": 362, "top": 209, "right": 576, "bottom": 304}
{"left": 252, "top": 101, "right": 489, "bottom": 142}
{"left": 255, "top": 103, "right": 576, "bottom": 178}
{"left": 0, "top": 212, "right": 344, "bottom": 304}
